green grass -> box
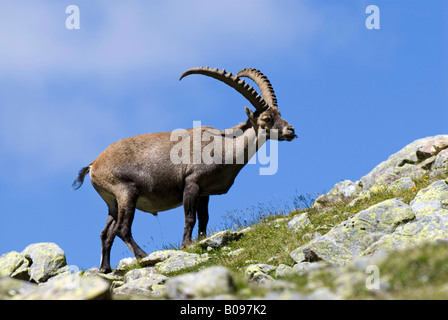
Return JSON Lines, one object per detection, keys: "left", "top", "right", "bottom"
{"left": 184, "top": 215, "right": 302, "bottom": 271}
{"left": 351, "top": 242, "right": 448, "bottom": 299}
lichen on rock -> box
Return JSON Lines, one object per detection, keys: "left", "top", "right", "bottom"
{"left": 0, "top": 251, "right": 30, "bottom": 280}
{"left": 154, "top": 251, "right": 210, "bottom": 275}
{"left": 313, "top": 180, "right": 362, "bottom": 208}
{"left": 410, "top": 179, "right": 448, "bottom": 218}
{"left": 165, "top": 266, "right": 236, "bottom": 299}
{"left": 386, "top": 177, "right": 416, "bottom": 193}
{"left": 288, "top": 212, "right": 312, "bottom": 233}
{"left": 291, "top": 199, "right": 415, "bottom": 264}
{"left": 22, "top": 242, "right": 67, "bottom": 283}
{"left": 198, "top": 230, "right": 243, "bottom": 249}
{"left": 365, "top": 209, "right": 448, "bottom": 253}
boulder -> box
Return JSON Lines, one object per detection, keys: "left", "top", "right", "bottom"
{"left": 114, "top": 249, "right": 211, "bottom": 278}
{"left": 0, "top": 251, "right": 30, "bottom": 280}
{"left": 198, "top": 230, "right": 243, "bottom": 250}
{"left": 292, "top": 262, "right": 313, "bottom": 275}
{"left": 114, "top": 250, "right": 176, "bottom": 272}
{"left": 290, "top": 199, "right": 415, "bottom": 264}
{"left": 431, "top": 149, "right": 448, "bottom": 178}
{"left": 113, "top": 278, "right": 166, "bottom": 297}
{"left": 417, "top": 139, "right": 448, "bottom": 160}
{"left": 115, "top": 249, "right": 210, "bottom": 275}
{"left": 313, "top": 180, "right": 361, "bottom": 207}
{"left": 165, "top": 266, "right": 236, "bottom": 299}
{"left": 287, "top": 212, "right": 312, "bottom": 233}
{"left": 368, "top": 164, "right": 425, "bottom": 192}
{"left": 360, "top": 135, "right": 448, "bottom": 191}
{"left": 386, "top": 177, "right": 416, "bottom": 193}
{"left": 16, "top": 274, "right": 111, "bottom": 300}
{"left": 21, "top": 242, "right": 67, "bottom": 283}
{"left": 365, "top": 210, "right": 448, "bottom": 253}
{"left": 139, "top": 250, "right": 180, "bottom": 267}
{"left": 245, "top": 264, "right": 276, "bottom": 283}
{"left": 124, "top": 267, "right": 157, "bottom": 283}
{"left": 292, "top": 180, "right": 448, "bottom": 266}
{"left": 154, "top": 251, "right": 210, "bottom": 275}
{"left": 410, "top": 180, "right": 448, "bottom": 218}
{"left": 113, "top": 268, "right": 167, "bottom": 298}
{"left": 275, "top": 264, "right": 294, "bottom": 278}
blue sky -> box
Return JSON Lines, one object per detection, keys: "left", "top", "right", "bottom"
{"left": 0, "top": 1, "right": 446, "bottom": 269}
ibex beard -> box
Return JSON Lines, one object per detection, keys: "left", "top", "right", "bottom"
{"left": 170, "top": 121, "right": 279, "bottom": 175}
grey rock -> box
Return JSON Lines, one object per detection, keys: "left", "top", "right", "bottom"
{"left": 16, "top": 274, "right": 111, "bottom": 300}
{"left": 435, "top": 149, "right": 448, "bottom": 165}
{"left": 275, "top": 264, "right": 294, "bottom": 278}
{"left": 314, "top": 180, "right": 362, "bottom": 208}
{"left": 245, "top": 264, "right": 276, "bottom": 283}
{"left": 432, "top": 149, "right": 448, "bottom": 175}
{"left": 123, "top": 267, "right": 156, "bottom": 283}
{"left": 154, "top": 251, "right": 211, "bottom": 275}
{"left": 393, "top": 163, "right": 426, "bottom": 181}
{"left": 366, "top": 209, "right": 448, "bottom": 252}
{"left": 386, "top": 177, "right": 416, "bottom": 193}
{"left": 0, "top": 277, "right": 36, "bottom": 300}
{"left": 165, "top": 266, "right": 236, "bottom": 299}
{"left": 410, "top": 179, "right": 448, "bottom": 218}
{"left": 113, "top": 281, "right": 152, "bottom": 297}
{"left": 114, "top": 273, "right": 167, "bottom": 298}
{"left": 288, "top": 213, "right": 312, "bottom": 233}
{"left": 198, "top": 230, "right": 243, "bottom": 249}
{"left": 21, "top": 242, "right": 67, "bottom": 283}
{"left": 290, "top": 199, "right": 415, "bottom": 264}
{"left": 360, "top": 135, "right": 448, "bottom": 191}
{"left": 0, "top": 251, "right": 30, "bottom": 280}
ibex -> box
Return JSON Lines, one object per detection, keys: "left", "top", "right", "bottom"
{"left": 73, "top": 67, "right": 297, "bottom": 273}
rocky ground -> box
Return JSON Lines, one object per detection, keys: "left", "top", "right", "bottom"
{"left": 1, "top": 135, "right": 448, "bottom": 300}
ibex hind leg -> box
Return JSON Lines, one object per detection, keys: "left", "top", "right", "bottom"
{"left": 116, "top": 188, "right": 147, "bottom": 260}
{"left": 99, "top": 199, "right": 118, "bottom": 273}
{"left": 197, "top": 196, "right": 209, "bottom": 240}
{"left": 181, "top": 182, "right": 200, "bottom": 248}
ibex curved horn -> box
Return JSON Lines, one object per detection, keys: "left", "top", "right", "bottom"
{"left": 236, "top": 68, "right": 278, "bottom": 109}
{"left": 179, "top": 67, "right": 269, "bottom": 112}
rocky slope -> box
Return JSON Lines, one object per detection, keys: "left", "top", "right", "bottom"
{"left": 1, "top": 135, "right": 448, "bottom": 300}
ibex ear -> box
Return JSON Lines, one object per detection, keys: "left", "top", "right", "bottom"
{"left": 245, "top": 106, "right": 255, "bottom": 122}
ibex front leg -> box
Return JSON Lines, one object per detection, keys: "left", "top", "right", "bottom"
{"left": 181, "top": 181, "right": 200, "bottom": 248}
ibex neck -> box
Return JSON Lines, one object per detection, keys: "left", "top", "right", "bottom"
{"left": 225, "top": 121, "right": 267, "bottom": 166}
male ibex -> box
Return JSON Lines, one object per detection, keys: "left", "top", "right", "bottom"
{"left": 73, "top": 67, "right": 297, "bottom": 273}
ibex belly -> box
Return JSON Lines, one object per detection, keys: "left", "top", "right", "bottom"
{"left": 136, "top": 192, "right": 183, "bottom": 214}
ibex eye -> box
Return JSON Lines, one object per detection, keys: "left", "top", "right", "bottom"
{"left": 262, "top": 117, "right": 271, "bottom": 122}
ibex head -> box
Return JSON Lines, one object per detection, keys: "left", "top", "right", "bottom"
{"left": 180, "top": 67, "right": 297, "bottom": 142}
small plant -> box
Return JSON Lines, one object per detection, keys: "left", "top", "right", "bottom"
{"left": 221, "top": 191, "right": 317, "bottom": 231}
{"left": 292, "top": 192, "right": 317, "bottom": 211}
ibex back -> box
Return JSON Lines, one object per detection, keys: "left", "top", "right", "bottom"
{"left": 73, "top": 67, "right": 297, "bottom": 273}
